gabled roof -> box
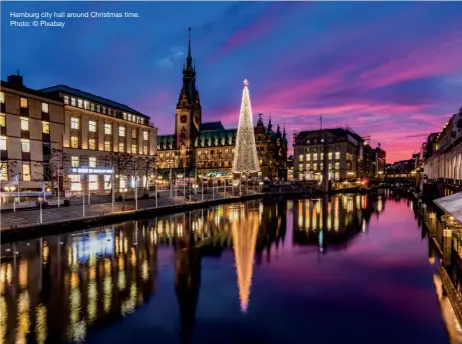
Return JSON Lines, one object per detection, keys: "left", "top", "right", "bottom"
{"left": 200, "top": 122, "right": 225, "bottom": 131}
{"left": 40, "top": 85, "right": 146, "bottom": 117}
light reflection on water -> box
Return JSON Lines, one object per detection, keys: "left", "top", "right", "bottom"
{"left": 0, "top": 195, "right": 449, "bottom": 344}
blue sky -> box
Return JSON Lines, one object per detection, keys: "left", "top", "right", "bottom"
{"left": 2, "top": 1, "right": 462, "bottom": 161}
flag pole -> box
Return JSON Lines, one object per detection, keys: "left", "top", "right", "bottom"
{"left": 57, "top": 163, "right": 60, "bottom": 208}
{"left": 16, "top": 175, "right": 19, "bottom": 209}
{"left": 82, "top": 174, "right": 85, "bottom": 217}
{"left": 135, "top": 172, "right": 138, "bottom": 211}
{"left": 155, "top": 171, "right": 158, "bottom": 208}
{"left": 112, "top": 165, "right": 115, "bottom": 213}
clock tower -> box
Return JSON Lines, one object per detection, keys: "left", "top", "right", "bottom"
{"left": 175, "top": 27, "right": 202, "bottom": 168}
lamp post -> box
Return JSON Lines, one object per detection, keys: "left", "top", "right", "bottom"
{"left": 201, "top": 177, "right": 204, "bottom": 202}
{"left": 154, "top": 175, "right": 158, "bottom": 208}
{"left": 192, "top": 184, "right": 198, "bottom": 203}
{"left": 11, "top": 186, "right": 16, "bottom": 212}
{"left": 82, "top": 174, "right": 85, "bottom": 218}
{"left": 122, "top": 188, "right": 127, "bottom": 211}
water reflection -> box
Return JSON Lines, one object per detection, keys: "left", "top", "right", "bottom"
{"left": 0, "top": 195, "right": 390, "bottom": 343}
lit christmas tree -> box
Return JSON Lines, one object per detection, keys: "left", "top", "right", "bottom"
{"left": 232, "top": 79, "right": 261, "bottom": 175}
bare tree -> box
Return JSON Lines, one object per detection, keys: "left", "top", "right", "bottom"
{"left": 34, "top": 149, "right": 69, "bottom": 196}
{"left": 105, "top": 152, "right": 134, "bottom": 193}
{"left": 134, "top": 156, "right": 157, "bottom": 192}
{"left": 0, "top": 160, "right": 18, "bottom": 185}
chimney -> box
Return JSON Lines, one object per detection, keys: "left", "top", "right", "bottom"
{"left": 7, "top": 71, "right": 24, "bottom": 87}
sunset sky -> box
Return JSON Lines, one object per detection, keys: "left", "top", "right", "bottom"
{"left": 2, "top": 2, "right": 461, "bottom": 162}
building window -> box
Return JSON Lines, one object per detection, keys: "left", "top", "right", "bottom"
{"left": 90, "top": 103, "right": 95, "bottom": 111}
{"left": 89, "top": 175, "right": 98, "bottom": 190}
{"left": 104, "top": 141, "right": 111, "bottom": 152}
{"left": 89, "top": 120, "right": 96, "bottom": 132}
{"left": 20, "top": 117, "right": 29, "bottom": 131}
{"left": 71, "top": 136, "right": 79, "bottom": 148}
{"left": 131, "top": 144, "right": 137, "bottom": 154}
{"left": 298, "top": 155, "right": 303, "bottom": 162}
{"left": 84, "top": 101, "right": 89, "bottom": 110}
{"left": 132, "top": 128, "right": 137, "bottom": 138}
{"left": 328, "top": 152, "right": 333, "bottom": 160}
{"left": 143, "top": 131, "right": 148, "bottom": 141}
{"left": 71, "top": 98, "right": 76, "bottom": 106}
{"left": 123, "top": 112, "right": 127, "bottom": 120}
{"left": 64, "top": 96, "right": 69, "bottom": 104}
{"left": 21, "top": 139, "right": 30, "bottom": 153}
{"left": 0, "top": 92, "right": 4, "bottom": 103}
{"left": 71, "top": 156, "right": 79, "bottom": 167}
{"left": 42, "top": 102, "right": 49, "bottom": 113}
{"left": 22, "top": 163, "right": 31, "bottom": 181}
{"left": 0, "top": 136, "right": 6, "bottom": 150}
{"left": 307, "top": 163, "right": 311, "bottom": 171}
{"left": 335, "top": 162, "right": 340, "bottom": 170}
{"left": 306, "top": 154, "right": 311, "bottom": 161}
{"left": 313, "top": 163, "right": 318, "bottom": 171}
{"left": 321, "top": 153, "right": 324, "bottom": 160}
{"left": 77, "top": 99, "right": 83, "bottom": 108}
{"left": 104, "top": 123, "right": 112, "bottom": 134}
{"left": 119, "top": 126, "right": 126, "bottom": 137}
{"left": 118, "top": 142, "right": 125, "bottom": 153}
{"left": 70, "top": 175, "right": 81, "bottom": 191}
{"left": 335, "top": 152, "right": 340, "bottom": 160}
{"left": 71, "top": 117, "right": 79, "bottom": 129}
{"left": 128, "top": 114, "right": 132, "bottom": 121}
{"left": 0, "top": 113, "right": 5, "bottom": 127}
{"left": 102, "top": 107, "right": 106, "bottom": 114}
{"left": 89, "top": 138, "right": 96, "bottom": 150}
{"left": 20, "top": 97, "right": 28, "bottom": 108}
{"left": 89, "top": 157, "right": 96, "bottom": 168}
{"left": 42, "top": 121, "right": 50, "bottom": 134}
{"left": 96, "top": 105, "right": 100, "bottom": 113}
{"left": 104, "top": 175, "right": 111, "bottom": 190}
{"left": 313, "top": 153, "right": 318, "bottom": 161}
{"left": 143, "top": 145, "right": 148, "bottom": 155}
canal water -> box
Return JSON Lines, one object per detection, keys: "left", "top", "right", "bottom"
{"left": 0, "top": 194, "right": 450, "bottom": 343}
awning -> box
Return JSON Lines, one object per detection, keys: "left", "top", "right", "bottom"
{"left": 434, "top": 192, "right": 462, "bottom": 225}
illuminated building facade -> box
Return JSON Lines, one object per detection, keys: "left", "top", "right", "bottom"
{"left": 0, "top": 75, "right": 64, "bottom": 190}
{"left": 156, "top": 29, "right": 288, "bottom": 180}
{"left": 293, "top": 128, "right": 365, "bottom": 181}
{"left": 40, "top": 85, "right": 158, "bottom": 193}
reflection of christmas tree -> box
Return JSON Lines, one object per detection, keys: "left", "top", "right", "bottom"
{"left": 232, "top": 79, "right": 260, "bottom": 174}
{"left": 232, "top": 211, "right": 259, "bottom": 313}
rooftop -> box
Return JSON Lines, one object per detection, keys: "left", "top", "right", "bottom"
{"left": 40, "top": 84, "right": 146, "bottom": 117}
{"left": 1, "top": 80, "right": 63, "bottom": 103}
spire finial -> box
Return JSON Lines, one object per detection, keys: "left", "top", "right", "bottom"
{"left": 243, "top": 79, "right": 249, "bottom": 86}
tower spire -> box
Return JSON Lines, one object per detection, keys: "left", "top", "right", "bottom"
{"left": 186, "top": 27, "right": 193, "bottom": 70}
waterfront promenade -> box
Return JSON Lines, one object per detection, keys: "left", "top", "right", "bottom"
{"left": 0, "top": 187, "right": 260, "bottom": 231}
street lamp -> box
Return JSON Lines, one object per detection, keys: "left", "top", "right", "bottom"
{"left": 122, "top": 188, "right": 128, "bottom": 211}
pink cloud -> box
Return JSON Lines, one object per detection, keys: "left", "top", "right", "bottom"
{"left": 358, "top": 30, "right": 462, "bottom": 89}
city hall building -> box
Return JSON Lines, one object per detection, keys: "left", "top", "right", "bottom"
{"left": 156, "top": 30, "right": 288, "bottom": 180}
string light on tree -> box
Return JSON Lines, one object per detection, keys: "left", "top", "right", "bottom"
{"left": 232, "top": 79, "right": 261, "bottom": 176}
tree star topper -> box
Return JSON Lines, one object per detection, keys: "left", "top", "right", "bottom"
{"left": 243, "top": 79, "right": 249, "bottom": 86}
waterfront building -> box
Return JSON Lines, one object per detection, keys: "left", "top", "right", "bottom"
{"left": 40, "top": 85, "right": 158, "bottom": 193}
{"left": 293, "top": 128, "right": 365, "bottom": 181}
{"left": 0, "top": 74, "right": 65, "bottom": 190}
{"left": 156, "top": 29, "right": 288, "bottom": 181}
{"left": 423, "top": 107, "right": 462, "bottom": 188}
